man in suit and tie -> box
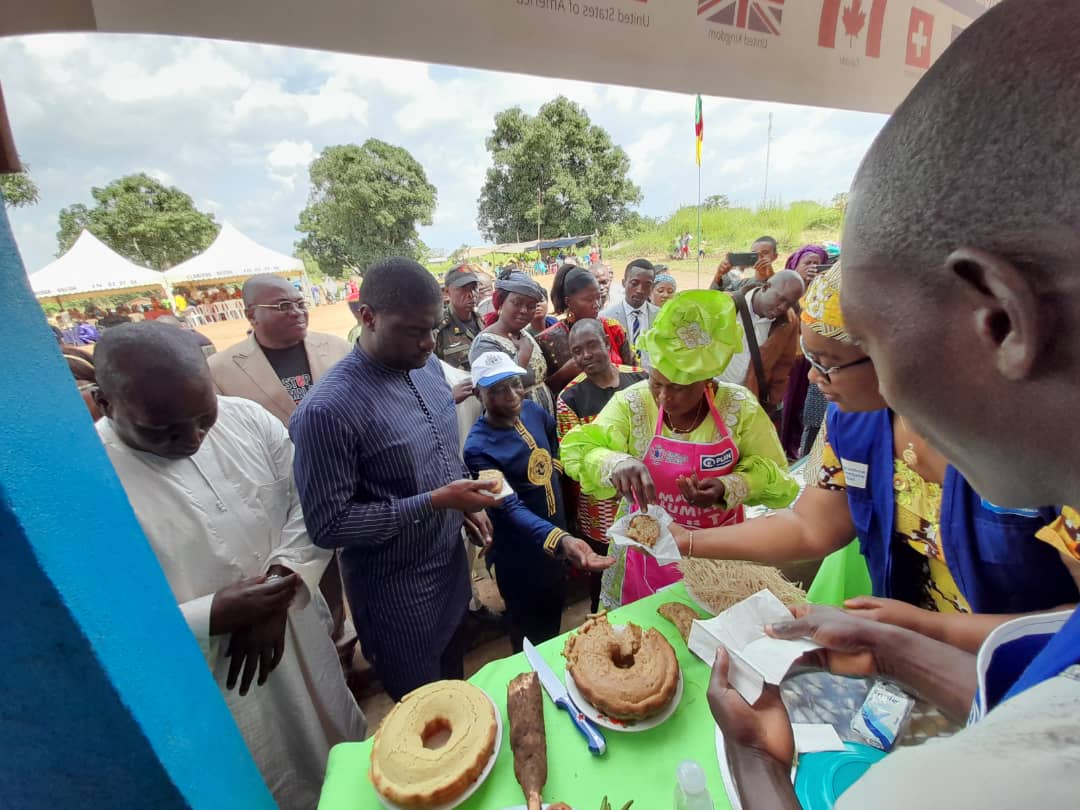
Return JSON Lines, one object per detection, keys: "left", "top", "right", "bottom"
{"left": 600, "top": 258, "right": 659, "bottom": 366}
{"left": 208, "top": 273, "right": 355, "bottom": 669}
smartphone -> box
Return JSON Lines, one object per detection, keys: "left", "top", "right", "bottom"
{"left": 727, "top": 252, "right": 760, "bottom": 267}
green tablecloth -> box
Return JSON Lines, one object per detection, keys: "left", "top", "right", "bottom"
{"left": 319, "top": 584, "right": 733, "bottom": 810}
{"left": 805, "top": 540, "right": 872, "bottom": 608}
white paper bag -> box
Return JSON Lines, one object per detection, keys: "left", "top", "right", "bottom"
{"left": 606, "top": 504, "right": 681, "bottom": 566}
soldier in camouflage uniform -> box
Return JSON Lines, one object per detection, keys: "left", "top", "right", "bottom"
{"left": 434, "top": 265, "right": 484, "bottom": 371}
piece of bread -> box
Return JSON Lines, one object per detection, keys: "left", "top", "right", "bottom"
{"left": 626, "top": 514, "right": 660, "bottom": 548}
{"left": 657, "top": 602, "right": 701, "bottom": 641}
{"left": 477, "top": 469, "right": 504, "bottom": 490}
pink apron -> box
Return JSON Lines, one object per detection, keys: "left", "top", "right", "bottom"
{"left": 621, "top": 387, "right": 745, "bottom": 604}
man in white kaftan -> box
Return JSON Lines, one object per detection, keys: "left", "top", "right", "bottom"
{"left": 93, "top": 322, "right": 365, "bottom": 810}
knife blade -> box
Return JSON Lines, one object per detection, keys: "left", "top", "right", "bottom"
{"left": 523, "top": 637, "right": 606, "bottom": 755}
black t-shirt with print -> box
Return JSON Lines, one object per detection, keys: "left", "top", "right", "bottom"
{"left": 261, "top": 342, "right": 313, "bottom": 404}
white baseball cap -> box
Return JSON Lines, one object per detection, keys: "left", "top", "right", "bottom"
{"left": 472, "top": 352, "right": 527, "bottom": 388}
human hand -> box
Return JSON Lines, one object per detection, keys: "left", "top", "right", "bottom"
{"left": 463, "top": 509, "right": 494, "bottom": 550}
{"left": 844, "top": 595, "right": 932, "bottom": 637}
{"left": 209, "top": 574, "right": 299, "bottom": 637}
{"left": 432, "top": 478, "right": 499, "bottom": 511}
{"left": 709, "top": 648, "right": 794, "bottom": 769}
{"left": 451, "top": 379, "right": 474, "bottom": 404}
{"left": 558, "top": 536, "right": 616, "bottom": 572}
{"left": 716, "top": 258, "right": 733, "bottom": 276}
{"left": 677, "top": 473, "right": 726, "bottom": 509}
{"left": 515, "top": 339, "right": 534, "bottom": 366}
{"left": 754, "top": 256, "right": 773, "bottom": 281}
{"left": 767, "top": 604, "right": 885, "bottom": 678}
{"left": 225, "top": 608, "right": 289, "bottom": 695}
{"left": 610, "top": 458, "right": 656, "bottom": 507}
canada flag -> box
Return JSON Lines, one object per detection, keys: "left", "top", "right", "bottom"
{"left": 819, "top": 0, "right": 887, "bottom": 58}
{"left": 906, "top": 7, "right": 935, "bottom": 69}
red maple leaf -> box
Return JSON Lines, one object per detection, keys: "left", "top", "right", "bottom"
{"left": 842, "top": 0, "right": 866, "bottom": 40}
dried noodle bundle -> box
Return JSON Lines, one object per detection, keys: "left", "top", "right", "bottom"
{"left": 678, "top": 558, "right": 807, "bottom": 615}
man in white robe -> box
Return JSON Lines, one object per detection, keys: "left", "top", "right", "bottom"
{"left": 93, "top": 322, "right": 365, "bottom": 809}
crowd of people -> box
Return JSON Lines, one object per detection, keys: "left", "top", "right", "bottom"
{"left": 50, "top": 5, "right": 1080, "bottom": 805}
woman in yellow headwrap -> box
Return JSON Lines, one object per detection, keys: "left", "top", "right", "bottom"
{"left": 561, "top": 290, "right": 799, "bottom": 607}
{"left": 668, "top": 263, "right": 1080, "bottom": 652}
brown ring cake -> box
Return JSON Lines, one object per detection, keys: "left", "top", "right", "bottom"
{"left": 563, "top": 614, "right": 680, "bottom": 720}
{"left": 370, "top": 680, "right": 497, "bottom": 807}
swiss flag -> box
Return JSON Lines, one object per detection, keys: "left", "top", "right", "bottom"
{"left": 819, "top": 0, "right": 887, "bottom": 59}
{"left": 906, "top": 7, "right": 935, "bottom": 69}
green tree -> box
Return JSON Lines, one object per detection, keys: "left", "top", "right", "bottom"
{"left": 56, "top": 173, "right": 218, "bottom": 269}
{"left": 703, "top": 194, "right": 730, "bottom": 210}
{"left": 830, "top": 192, "right": 849, "bottom": 211}
{"left": 477, "top": 97, "right": 642, "bottom": 243}
{"left": 295, "top": 140, "right": 437, "bottom": 276}
{"left": 0, "top": 167, "right": 39, "bottom": 209}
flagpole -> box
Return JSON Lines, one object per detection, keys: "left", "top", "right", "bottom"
{"left": 696, "top": 160, "right": 702, "bottom": 289}
{"left": 694, "top": 93, "right": 703, "bottom": 290}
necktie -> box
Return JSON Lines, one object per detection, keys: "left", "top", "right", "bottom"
{"left": 630, "top": 310, "right": 642, "bottom": 359}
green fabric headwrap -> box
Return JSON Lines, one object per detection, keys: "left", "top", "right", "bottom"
{"left": 637, "top": 289, "right": 743, "bottom": 385}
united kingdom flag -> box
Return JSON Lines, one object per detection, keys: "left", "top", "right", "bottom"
{"left": 697, "top": 0, "right": 785, "bottom": 36}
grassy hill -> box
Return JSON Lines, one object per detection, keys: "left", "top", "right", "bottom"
{"left": 606, "top": 201, "right": 844, "bottom": 263}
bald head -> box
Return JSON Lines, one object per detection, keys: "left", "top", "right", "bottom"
{"left": 753, "top": 269, "right": 804, "bottom": 321}
{"left": 847, "top": 0, "right": 1080, "bottom": 292}
{"left": 242, "top": 274, "right": 294, "bottom": 307}
{"left": 243, "top": 274, "right": 309, "bottom": 349}
{"left": 94, "top": 323, "right": 218, "bottom": 459}
{"left": 839, "top": 0, "right": 1080, "bottom": 507}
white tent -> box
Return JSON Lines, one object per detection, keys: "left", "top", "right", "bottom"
{"left": 29, "top": 230, "right": 168, "bottom": 301}
{"left": 164, "top": 223, "right": 303, "bottom": 287}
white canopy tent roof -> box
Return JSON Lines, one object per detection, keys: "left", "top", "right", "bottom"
{"left": 164, "top": 222, "right": 303, "bottom": 287}
{"left": 29, "top": 229, "right": 167, "bottom": 300}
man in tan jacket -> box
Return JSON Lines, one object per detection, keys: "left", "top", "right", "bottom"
{"left": 208, "top": 273, "right": 355, "bottom": 667}
{"left": 209, "top": 275, "right": 352, "bottom": 423}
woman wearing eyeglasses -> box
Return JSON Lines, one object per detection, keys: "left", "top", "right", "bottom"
{"left": 672, "top": 263, "right": 1079, "bottom": 653}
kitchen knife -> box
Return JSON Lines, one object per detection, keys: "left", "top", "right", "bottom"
{"left": 523, "top": 637, "right": 607, "bottom": 756}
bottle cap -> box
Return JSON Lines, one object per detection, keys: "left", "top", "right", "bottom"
{"left": 677, "top": 760, "right": 707, "bottom": 795}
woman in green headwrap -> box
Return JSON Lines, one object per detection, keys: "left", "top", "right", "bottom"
{"left": 561, "top": 290, "right": 799, "bottom": 607}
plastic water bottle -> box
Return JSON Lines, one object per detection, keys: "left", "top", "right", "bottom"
{"left": 674, "top": 759, "right": 714, "bottom": 810}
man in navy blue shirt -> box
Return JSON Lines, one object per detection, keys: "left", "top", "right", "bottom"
{"left": 290, "top": 258, "right": 497, "bottom": 701}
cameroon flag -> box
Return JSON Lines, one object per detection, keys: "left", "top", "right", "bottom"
{"left": 695, "top": 95, "right": 703, "bottom": 166}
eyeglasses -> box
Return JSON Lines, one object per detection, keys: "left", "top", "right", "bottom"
{"left": 253, "top": 300, "right": 308, "bottom": 314}
{"left": 800, "top": 336, "right": 872, "bottom": 383}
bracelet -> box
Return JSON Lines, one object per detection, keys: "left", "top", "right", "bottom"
{"left": 688, "top": 530, "right": 694, "bottom": 559}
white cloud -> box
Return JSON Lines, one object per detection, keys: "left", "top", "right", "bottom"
{"left": 267, "top": 139, "right": 316, "bottom": 169}
{"left": 0, "top": 33, "right": 887, "bottom": 271}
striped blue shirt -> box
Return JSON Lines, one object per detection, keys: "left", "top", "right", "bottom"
{"left": 290, "top": 346, "right": 470, "bottom": 697}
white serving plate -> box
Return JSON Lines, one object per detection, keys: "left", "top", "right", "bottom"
{"left": 375, "top": 693, "right": 503, "bottom": 810}
{"left": 564, "top": 665, "right": 684, "bottom": 733}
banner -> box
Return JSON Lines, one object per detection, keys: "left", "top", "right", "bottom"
{"left": 4, "top": 0, "right": 1001, "bottom": 114}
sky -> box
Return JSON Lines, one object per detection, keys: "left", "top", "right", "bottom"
{"left": 0, "top": 33, "right": 888, "bottom": 273}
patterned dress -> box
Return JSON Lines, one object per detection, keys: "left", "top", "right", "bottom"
{"left": 817, "top": 423, "right": 970, "bottom": 613}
